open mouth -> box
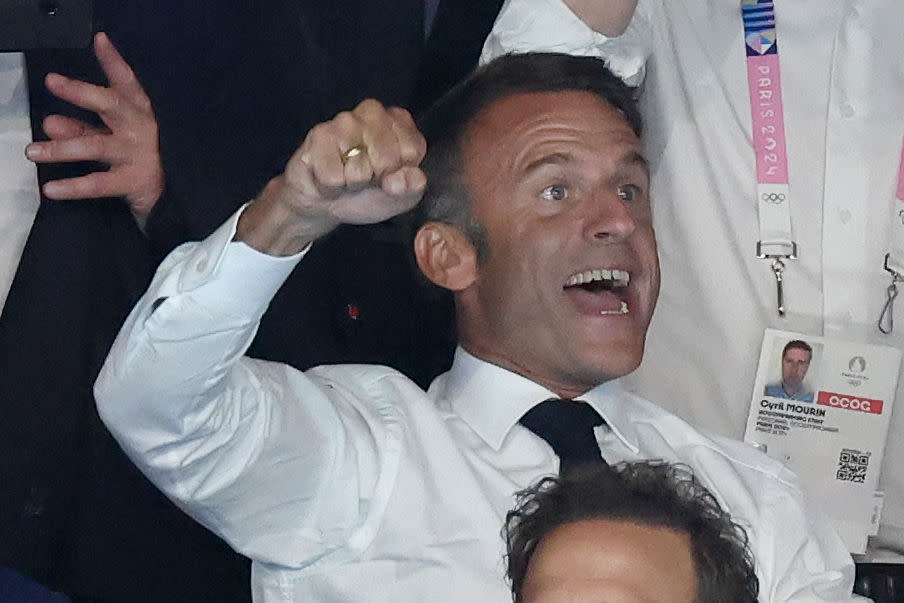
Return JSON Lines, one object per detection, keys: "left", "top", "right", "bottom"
{"left": 563, "top": 269, "right": 630, "bottom": 315}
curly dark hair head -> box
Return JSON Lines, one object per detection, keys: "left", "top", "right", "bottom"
{"left": 504, "top": 461, "right": 759, "bottom": 602}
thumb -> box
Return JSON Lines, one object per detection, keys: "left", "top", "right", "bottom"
{"left": 381, "top": 166, "right": 426, "bottom": 202}
{"left": 331, "top": 167, "right": 426, "bottom": 225}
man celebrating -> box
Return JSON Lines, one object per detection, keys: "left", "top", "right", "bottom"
{"left": 765, "top": 340, "right": 815, "bottom": 402}
{"left": 96, "top": 54, "right": 857, "bottom": 600}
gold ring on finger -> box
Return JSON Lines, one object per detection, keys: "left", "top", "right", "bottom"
{"left": 341, "top": 143, "right": 367, "bottom": 164}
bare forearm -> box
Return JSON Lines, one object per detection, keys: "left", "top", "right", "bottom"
{"left": 235, "top": 176, "right": 339, "bottom": 256}
{"left": 562, "top": 0, "right": 638, "bottom": 36}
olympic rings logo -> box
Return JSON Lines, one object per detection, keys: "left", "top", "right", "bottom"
{"left": 761, "top": 192, "right": 786, "bottom": 204}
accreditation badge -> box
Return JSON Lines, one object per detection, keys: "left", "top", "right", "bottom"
{"left": 744, "top": 328, "right": 901, "bottom": 553}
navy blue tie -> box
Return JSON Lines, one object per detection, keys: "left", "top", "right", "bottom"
{"left": 519, "top": 399, "right": 607, "bottom": 475}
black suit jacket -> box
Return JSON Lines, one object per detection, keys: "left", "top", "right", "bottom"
{"left": 0, "top": 0, "right": 502, "bottom": 600}
{"left": 1, "top": 34, "right": 252, "bottom": 603}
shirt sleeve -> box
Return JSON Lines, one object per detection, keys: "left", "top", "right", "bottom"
{"left": 94, "top": 207, "right": 372, "bottom": 567}
{"left": 479, "top": 0, "right": 652, "bottom": 87}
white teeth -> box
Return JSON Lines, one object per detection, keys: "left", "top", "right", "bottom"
{"left": 564, "top": 269, "right": 630, "bottom": 288}
{"left": 600, "top": 301, "right": 629, "bottom": 316}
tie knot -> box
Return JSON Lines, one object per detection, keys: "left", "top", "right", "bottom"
{"left": 519, "top": 399, "right": 607, "bottom": 474}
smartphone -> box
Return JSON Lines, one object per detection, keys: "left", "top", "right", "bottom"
{"left": 0, "top": 0, "right": 93, "bottom": 51}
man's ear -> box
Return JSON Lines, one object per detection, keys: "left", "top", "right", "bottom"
{"left": 414, "top": 222, "right": 477, "bottom": 291}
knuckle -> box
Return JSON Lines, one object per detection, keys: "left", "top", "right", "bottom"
{"left": 122, "top": 127, "right": 143, "bottom": 146}
{"left": 78, "top": 175, "right": 100, "bottom": 197}
{"left": 307, "top": 122, "right": 338, "bottom": 146}
{"left": 344, "top": 165, "right": 373, "bottom": 187}
{"left": 120, "top": 67, "right": 138, "bottom": 85}
{"left": 314, "top": 163, "right": 345, "bottom": 189}
{"left": 49, "top": 140, "right": 72, "bottom": 160}
{"left": 399, "top": 138, "right": 425, "bottom": 163}
{"left": 136, "top": 96, "right": 154, "bottom": 112}
{"left": 387, "top": 106, "right": 414, "bottom": 124}
{"left": 369, "top": 147, "right": 400, "bottom": 174}
{"left": 39, "top": 140, "right": 59, "bottom": 158}
{"left": 355, "top": 98, "right": 385, "bottom": 117}
{"left": 100, "top": 92, "right": 122, "bottom": 115}
{"left": 283, "top": 169, "right": 306, "bottom": 192}
{"left": 330, "top": 111, "right": 357, "bottom": 131}
{"left": 86, "top": 136, "right": 107, "bottom": 157}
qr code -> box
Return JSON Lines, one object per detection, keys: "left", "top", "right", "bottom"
{"left": 836, "top": 448, "right": 871, "bottom": 483}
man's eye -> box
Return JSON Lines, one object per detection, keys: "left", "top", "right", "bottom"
{"left": 618, "top": 184, "right": 642, "bottom": 202}
{"left": 541, "top": 184, "right": 568, "bottom": 201}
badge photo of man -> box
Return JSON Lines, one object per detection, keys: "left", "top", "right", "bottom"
{"left": 764, "top": 339, "right": 815, "bottom": 403}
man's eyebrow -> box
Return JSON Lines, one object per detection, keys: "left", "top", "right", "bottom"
{"left": 620, "top": 151, "right": 650, "bottom": 176}
{"left": 523, "top": 152, "right": 575, "bottom": 175}
{"left": 608, "top": 150, "right": 650, "bottom": 185}
{"left": 521, "top": 149, "right": 650, "bottom": 179}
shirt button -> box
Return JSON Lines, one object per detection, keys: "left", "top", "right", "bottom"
{"left": 839, "top": 208, "right": 852, "bottom": 224}
{"left": 840, "top": 103, "right": 855, "bottom": 118}
{"left": 196, "top": 258, "right": 208, "bottom": 272}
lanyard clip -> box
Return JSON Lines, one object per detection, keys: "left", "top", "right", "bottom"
{"left": 770, "top": 258, "right": 787, "bottom": 317}
{"left": 757, "top": 241, "right": 797, "bottom": 317}
{"left": 878, "top": 253, "right": 904, "bottom": 334}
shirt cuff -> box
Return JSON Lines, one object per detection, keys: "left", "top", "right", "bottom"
{"left": 175, "top": 204, "right": 310, "bottom": 320}
{"left": 480, "top": 0, "right": 649, "bottom": 87}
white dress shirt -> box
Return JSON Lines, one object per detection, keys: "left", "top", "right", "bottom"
{"left": 0, "top": 53, "right": 40, "bottom": 314}
{"left": 483, "top": 0, "right": 904, "bottom": 555}
{"left": 96, "top": 208, "right": 858, "bottom": 601}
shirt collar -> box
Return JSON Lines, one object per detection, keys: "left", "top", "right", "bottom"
{"left": 442, "top": 347, "right": 640, "bottom": 454}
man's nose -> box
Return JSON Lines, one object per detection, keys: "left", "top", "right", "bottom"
{"left": 582, "top": 190, "right": 637, "bottom": 242}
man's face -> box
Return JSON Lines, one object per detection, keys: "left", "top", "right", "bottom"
{"left": 519, "top": 519, "right": 697, "bottom": 603}
{"left": 457, "top": 91, "right": 659, "bottom": 397}
{"left": 782, "top": 348, "right": 811, "bottom": 388}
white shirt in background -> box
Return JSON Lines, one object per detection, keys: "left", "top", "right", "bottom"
{"left": 0, "top": 52, "right": 40, "bottom": 315}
